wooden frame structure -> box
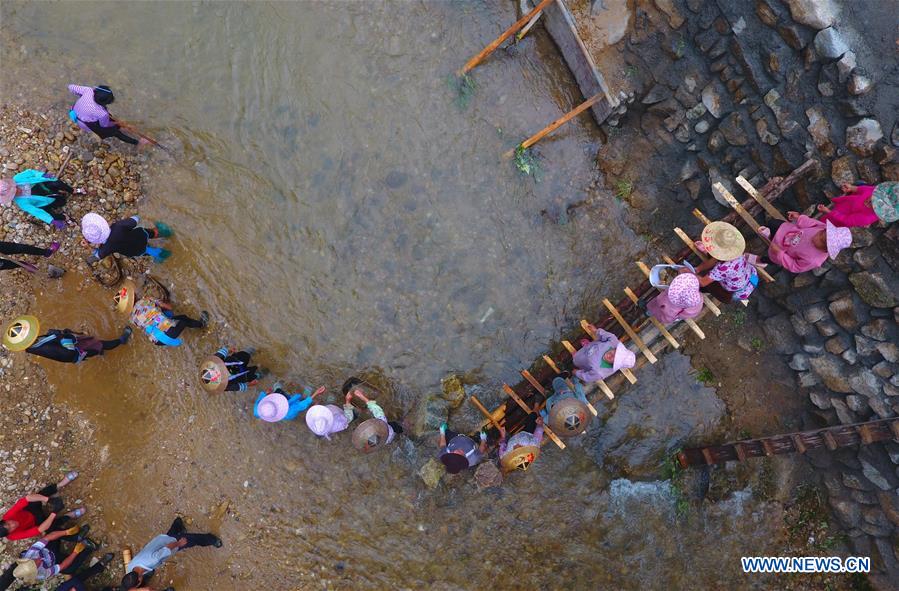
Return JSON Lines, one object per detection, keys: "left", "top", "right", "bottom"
{"left": 466, "top": 160, "right": 817, "bottom": 453}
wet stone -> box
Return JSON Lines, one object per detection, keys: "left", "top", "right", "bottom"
{"left": 473, "top": 461, "right": 503, "bottom": 491}
{"left": 789, "top": 353, "right": 810, "bottom": 372}
{"left": 856, "top": 159, "right": 880, "bottom": 185}
{"left": 843, "top": 472, "right": 874, "bottom": 492}
{"left": 777, "top": 24, "right": 806, "bottom": 51}
{"left": 809, "top": 390, "right": 832, "bottom": 409}
{"left": 850, "top": 272, "right": 899, "bottom": 308}
{"left": 755, "top": 0, "right": 777, "bottom": 27}
{"left": 786, "top": 0, "right": 837, "bottom": 30}
{"left": 828, "top": 296, "right": 859, "bottom": 330}
{"left": 846, "top": 119, "right": 884, "bottom": 157}
{"left": 851, "top": 489, "right": 879, "bottom": 505}
{"left": 870, "top": 396, "right": 895, "bottom": 420}
{"left": 877, "top": 342, "right": 899, "bottom": 363}
{"left": 803, "top": 303, "right": 828, "bottom": 324}
{"left": 829, "top": 496, "right": 861, "bottom": 528}
{"left": 809, "top": 354, "right": 852, "bottom": 393}
{"left": 848, "top": 69, "right": 873, "bottom": 96}
{"left": 854, "top": 335, "right": 877, "bottom": 359}
{"left": 849, "top": 368, "right": 881, "bottom": 398}
{"left": 830, "top": 155, "right": 857, "bottom": 186}
{"left": 861, "top": 319, "right": 891, "bottom": 342}
{"left": 845, "top": 394, "right": 868, "bottom": 413}
{"left": 842, "top": 348, "right": 858, "bottom": 365}
{"left": 790, "top": 313, "right": 813, "bottom": 337}
{"left": 860, "top": 460, "right": 893, "bottom": 491}
{"left": 825, "top": 335, "right": 851, "bottom": 355}
{"left": 701, "top": 82, "right": 726, "bottom": 118}
{"left": 814, "top": 27, "right": 849, "bottom": 60}
{"left": 806, "top": 106, "right": 835, "bottom": 157}
{"left": 836, "top": 50, "right": 857, "bottom": 83}
{"left": 417, "top": 458, "right": 444, "bottom": 489}
{"left": 719, "top": 112, "right": 748, "bottom": 146}
{"left": 755, "top": 118, "right": 779, "bottom": 145}
{"left": 694, "top": 120, "right": 710, "bottom": 134}
{"left": 816, "top": 321, "right": 838, "bottom": 338}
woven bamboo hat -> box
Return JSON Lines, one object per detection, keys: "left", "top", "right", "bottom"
{"left": 701, "top": 221, "right": 745, "bottom": 261}
{"left": 548, "top": 397, "right": 591, "bottom": 437}
{"left": 872, "top": 182, "right": 898, "bottom": 223}
{"left": 114, "top": 279, "right": 138, "bottom": 314}
{"left": 352, "top": 418, "right": 390, "bottom": 453}
{"left": 500, "top": 445, "right": 541, "bottom": 473}
{"left": 199, "top": 356, "right": 230, "bottom": 393}
{"left": 3, "top": 315, "right": 40, "bottom": 352}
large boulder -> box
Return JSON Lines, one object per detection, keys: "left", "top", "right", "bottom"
{"left": 846, "top": 119, "right": 884, "bottom": 157}
{"left": 850, "top": 272, "right": 899, "bottom": 308}
{"left": 809, "top": 354, "right": 853, "bottom": 393}
{"left": 814, "top": 27, "right": 849, "bottom": 60}
{"left": 405, "top": 393, "right": 450, "bottom": 439}
{"left": 786, "top": 0, "right": 837, "bottom": 30}
{"left": 440, "top": 375, "right": 466, "bottom": 409}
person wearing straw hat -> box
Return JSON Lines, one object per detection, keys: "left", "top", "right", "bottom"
{"left": 540, "top": 376, "right": 590, "bottom": 422}
{"left": 200, "top": 347, "right": 263, "bottom": 393}
{"left": 305, "top": 404, "right": 351, "bottom": 440}
{"left": 253, "top": 383, "right": 325, "bottom": 423}
{"left": 645, "top": 269, "right": 703, "bottom": 324}
{"left": 572, "top": 325, "right": 636, "bottom": 383}
{"left": 818, "top": 182, "right": 898, "bottom": 228}
{"left": 125, "top": 294, "right": 208, "bottom": 348}
{"left": 343, "top": 383, "right": 404, "bottom": 452}
{"left": 760, "top": 211, "right": 852, "bottom": 274}
{"left": 693, "top": 221, "right": 757, "bottom": 303}
{"left": 12, "top": 527, "right": 96, "bottom": 587}
{"left": 0, "top": 239, "right": 60, "bottom": 273}
{"left": 497, "top": 414, "right": 544, "bottom": 472}
{"left": 1, "top": 472, "right": 84, "bottom": 542}
{"left": 82, "top": 213, "right": 173, "bottom": 264}
{"left": 1, "top": 169, "right": 77, "bottom": 230}
{"left": 3, "top": 316, "right": 131, "bottom": 364}
{"left": 67, "top": 84, "right": 147, "bottom": 147}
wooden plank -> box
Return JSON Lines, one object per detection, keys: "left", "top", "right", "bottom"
{"left": 736, "top": 175, "right": 786, "bottom": 221}
{"left": 503, "top": 384, "right": 565, "bottom": 449}
{"left": 674, "top": 227, "right": 706, "bottom": 260}
{"left": 761, "top": 439, "right": 775, "bottom": 456}
{"left": 714, "top": 182, "right": 768, "bottom": 239}
{"left": 623, "top": 285, "right": 679, "bottom": 349}
{"left": 823, "top": 431, "right": 838, "bottom": 450}
{"left": 506, "top": 92, "right": 605, "bottom": 157}
{"left": 602, "top": 299, "right": 657, "bottom": 364}
{"left": 542, "top": 355, "right": 561, "bottom": 374}
{"left": 470, "top": 395, "right": 502, "bottom": 429}
{"left": 734, "top": 442, "right": 747, "bottom": 462}
{"left": 580, "top": 319, "right": 597, "bottom": 339}
{"left": 891, "top": 420, "right": 899, "bottom": 440}
{"left": 520, "top": 370, "right": 547, "bottom": 394}
{"left": 692, "top": 208, "right": 713, "bottom": 225}
{"left": 701, "top": 448, "right": 714, "bottom": 465}
{"left": 857, "top": 424, "right": 874, "bottom": 445}
{"left": 532, "top": 0, "right": 616, "bottom": 126}
{"left": 562, "top": 340, "right": 577, "bottom": 355}
{"left": 459, "top": 0, "right": 557, "bottom": 75}
{"left": 791, "top": 435, "right": 807, "bottom": 454}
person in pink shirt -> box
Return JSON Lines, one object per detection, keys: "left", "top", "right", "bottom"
{"left": 817, "top": 182, "right": 898, "bottom": 228}
{"left": 645, "top": 270, "right": 703, "bottom": 323}
{"left": 67, "top": 84, "right": 146, "bottom": 147}
{"left": 761, "top": 211, "right": 852, "bottom": 274}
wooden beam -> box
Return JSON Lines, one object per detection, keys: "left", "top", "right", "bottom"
{"left": 458, "top": 0, "right": 557, "bottom": 75}
{"left": 502, "top": 384, "right": 565, "bottom": 449}
{"left": 701, "top": 448, "right": 714, "bottom": 465}
{"left": 736, "top": 175, "right": 786, "bottom": 222}
{"left": 542, "top": 355, "right": 561, "bottom": 374}
{"left": 504, "top": 92, "right": 605, "bottom": 158}
{"left": 692, "top": 208, "right": 712, "bottom": 226}
{"left": 857, "top": 424, "right": 874, "bottom": 445}
{"left": 470, "top": 395, "right": 502, "bottom": 429}
{"left": 602, "top": 299, "right": 657, "bottom": 364}
{"left": 761, "top": 439, "right": 775, "bottom": 456}
{"left": 791, "top": 435, "right": 807, "bottom": 454}
{"left": 623, "top": 286, "right": 679, "bottom": 349}
{"left": 674, "top": 227, "right": 706, "bottom": 260}
{"left": 890, "top": 420, "right": 899, "bottom": 440}
{"left": 823, "top": 431, "right": 838, "bottom": 450}
{"left": 734, "top": 442, "right": 747, "bottom": 462}
{"left": 520, "top": 369, "right": 546, "bottom": 394}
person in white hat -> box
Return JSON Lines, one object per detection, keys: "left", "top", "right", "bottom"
{"left": 761, "top": 210, "right": 852, "bottom": 274}
{"left": 253, "top": 383, "right": 325, "bottom": 423}
{"left": 81, "top": 213, "right": 173, "bottom": 263}
{"left": 572, "top": 324, "right": 636, "bottom": 383}
{"left": 305, "top": 404, "right": 350, "bottom": 440}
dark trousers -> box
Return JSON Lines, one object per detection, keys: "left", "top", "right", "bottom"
{"left": 27, "top": 336, "right": 121, "bottom": 363}
{"left": 85, "top": 120, "right": 139, "bottom": 145}
{"left": 24, "top": 484, "right": 70, "bottom": 531}
{"left": 153, "top": 315, "right": 203, "bottom": 346}
{"left": 223, "top": 352, "right": 257, "bottom": 391}
{"left": 1, "top": 242, "right": 50, "bottom": 271}
{"left": 166, "top": 517, "right": 219, "bottom": 549}
{"left": 31, "top": 180, "right": 73, "bottom": 196}
{"left": 56, "top": 560, "right": 106, "bottom": 591}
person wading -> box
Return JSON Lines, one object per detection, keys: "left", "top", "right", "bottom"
{"left": 3, "top": 315, "right": 131, "bottom": 364}
{"left": 67, "top": 85, "right": 147, "bottom": 147}
{"left": 82, "top": 214, "right": 173, "bottom": 263}
{"left": 438, "top": 422, "right": 487, "bottom": 475}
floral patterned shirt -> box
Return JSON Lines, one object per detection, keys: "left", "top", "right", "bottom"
{"left": 708, "top": 254, "right": 756, "bottom": 300}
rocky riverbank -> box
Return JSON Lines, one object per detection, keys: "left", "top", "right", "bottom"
{"left": 0, "top": 102, "right": 148, "bottom": 588}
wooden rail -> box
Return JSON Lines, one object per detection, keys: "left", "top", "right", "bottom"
{"left": 467, "top": 160, "right": 816, "bottom": 454}
{"left": 677, "top": 418, "right": 899, "bottom": 467}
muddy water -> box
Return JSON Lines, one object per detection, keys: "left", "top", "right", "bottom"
{"left": 2, "top": 2, "right": 784, "bottom": 589}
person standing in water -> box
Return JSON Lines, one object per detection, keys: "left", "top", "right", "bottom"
{"left": 81, "top": 213, "right": 172, "bottom": 263}
{"left": 68, "top": 85, "right": 147, "bottom": 146}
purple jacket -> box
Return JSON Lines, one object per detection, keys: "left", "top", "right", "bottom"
{"left": 573, "top": 329, "right": 619, "bottom": 383}
{"left": 69, "top": 85, "right": 113, "bottom": 128}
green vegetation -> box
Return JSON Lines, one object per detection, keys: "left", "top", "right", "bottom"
{"left": 730, "top": 308, "right": 746, "bottom": 327}
{"left": 694, "top": 367, "right": 714, "bottom": 385}
{"left": 661, "top": 451, "right": 690, "bottom": 518}
{"left": 674, "top": 37, "right": 686, "bottom": 58}
{"left": 450, "top": 73, "right": 477, "bottom": 110}
{"left": 785, "top": 485, "right": 847, "bottom": 552}
{"left": 513, "top": 145, "right": 540, "bottom": 177}
{"left": 613, "top": 178, "right": 633, "bottom": 200}
{"left": 750, "top": 336, "right": 765, "bottom": 352}
{"left": 625, "top": 64, "right": 639, "bottom": 78}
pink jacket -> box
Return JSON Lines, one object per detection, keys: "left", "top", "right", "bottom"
{"left": 820, "top": 186, "right": 878, "bottom": 228}
{"left": 768, "top": 215, "right": 827, "bottom": 273}
{"left": 646, "top": 291, "right": 703, "bottom": 323}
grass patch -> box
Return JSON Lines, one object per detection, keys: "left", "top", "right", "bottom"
{"left": 750, "top": 336, "right": 765, "bottom": 352}
{"left": 449, "top": 73, "right": 477, "bottom": 110}
{"left": 513, "top": 145, "right": 540, "bottom": 178}
{"left": 662, "top": 451, "right": 690, "bottom": 518}
{"left": 730, "top": 308, "right": 746, "bottom": 327}
{"left": 613, "top": 178, "right": 633, "bottom": 200}
{"left": 694, "top": 367, "right": 715, "bottom": 385}
{"left": 625, "top": 64, "right": 639, "bottom": 78}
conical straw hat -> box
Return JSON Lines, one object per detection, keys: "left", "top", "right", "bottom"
{"left": 352, "top": 418, "right": 390, "bottom": 453}
{"left": 3, "top": 315, "right": 40, "bottom": 352}
{"left": 199, "top": 356, "right": 230, "bottom": 393}
{"left": 701, "top": 221, "right": 745, "bottom": 261}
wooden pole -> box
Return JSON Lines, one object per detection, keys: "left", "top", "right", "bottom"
{"left": 458, "top": 0, "right": 556, "bottom": 76}
{"left": 736, "top": 176, "right": 786, "bottom": 222}
{"left": 470, "top": 395, "right": 503, "bottom": 429}
{"left": 503, "top": 91, "right": 604, "bottom": 158}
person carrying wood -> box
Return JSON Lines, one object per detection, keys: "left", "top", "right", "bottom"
{"left": 645, "top": 269, "right": 703, "bottom": 324}
{"left": 497, "top": 414, "right": 543, "bottom": 472}
{"left": 67, "top": 84, "right": 148, "bottom": 147}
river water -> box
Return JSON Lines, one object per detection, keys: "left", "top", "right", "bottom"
{"left": 1, "top": 2, "right": 785, "bottom": 589}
